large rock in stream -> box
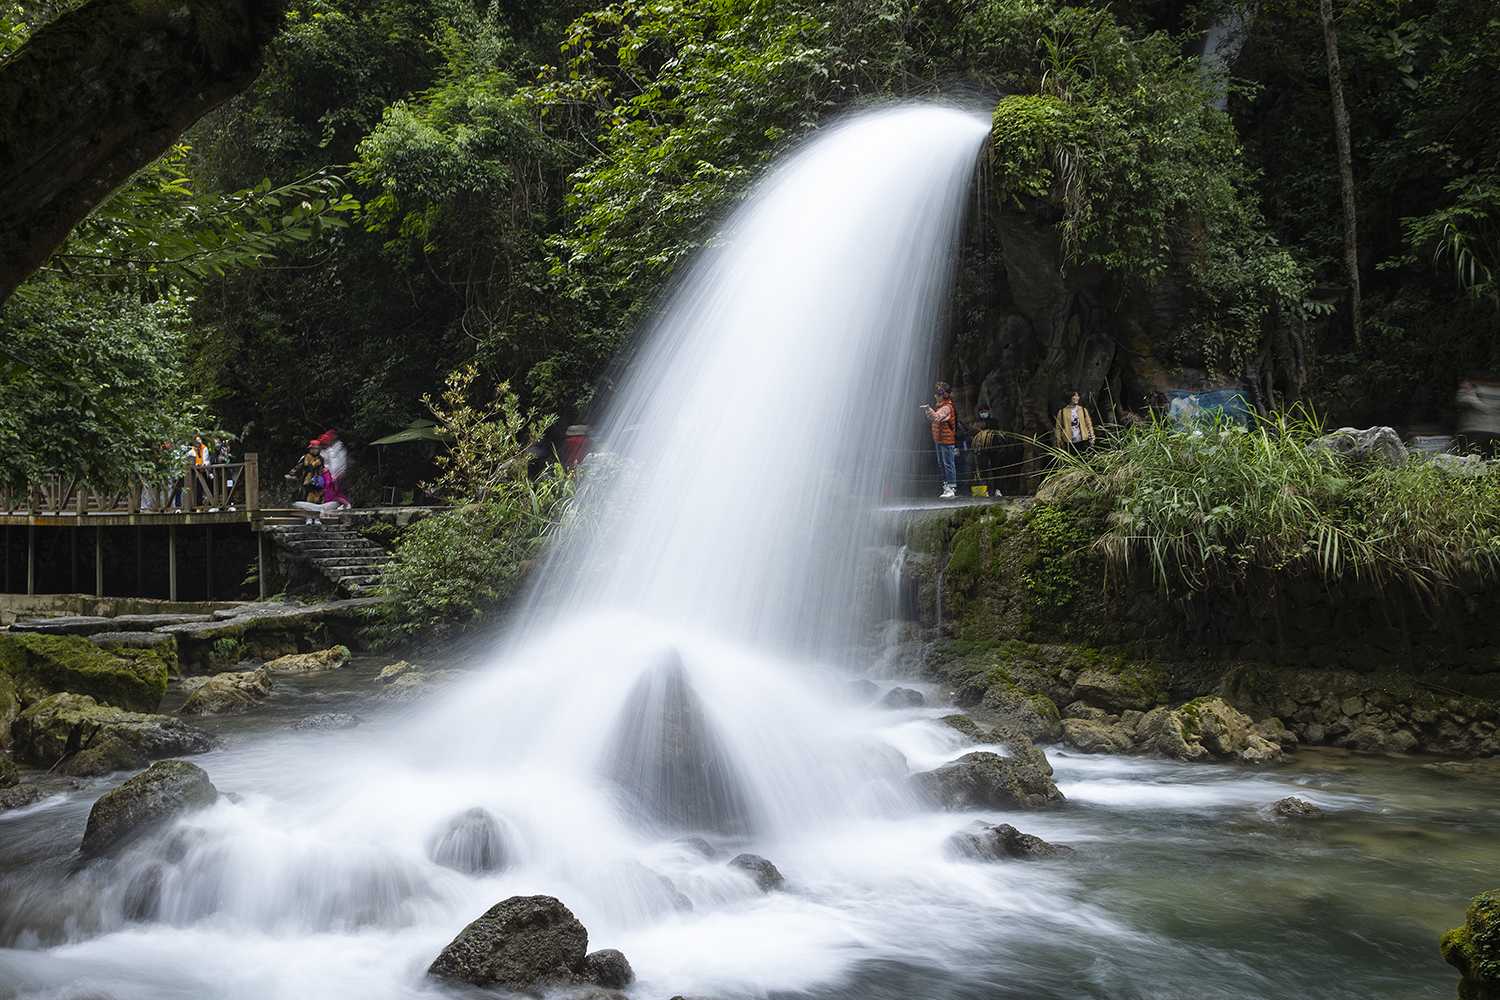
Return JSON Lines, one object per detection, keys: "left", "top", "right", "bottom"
{"left": 80, "top": 759, "right": 219, "bottom": 857}
{"left": 0, "top": 632, "right": 169, "bottom": 718}
{"left": 179, "top": 667, "right": 274, "bottom": 716}
{"left": 11, "top": 692, "right": 219, "bottom": 771}
{"left": 912, "top": 736, "right": 1064, "bottom": 810}
{"left": 428, "top": 895, "right": 633, "bottom": 992}
{"left": 946, "top": 821, "right": 1075, "bottom": 861}
{"left": 1442, "top": 888, "right": 1500, "bottom": 1000}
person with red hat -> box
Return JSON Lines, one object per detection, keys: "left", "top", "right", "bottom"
{"left": 285, "top": 439, "right": 327, "bottom": 521}
{"left": 317, "top": 430, "right": 352, "bottom": 508}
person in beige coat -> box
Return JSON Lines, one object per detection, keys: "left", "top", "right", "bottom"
{"left": 1054, "top": 390, "right": 1095, "bottom": 453}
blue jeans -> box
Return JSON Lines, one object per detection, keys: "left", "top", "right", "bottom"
{"left": 934, "top": 443, "right": 956, "bottom": 489}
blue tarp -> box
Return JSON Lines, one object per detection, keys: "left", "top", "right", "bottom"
{"left": 1165, "top": 389, "right": 1254, "bottom": 427}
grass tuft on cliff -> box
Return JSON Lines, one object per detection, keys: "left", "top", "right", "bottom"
{"left": 1039, "top": 414, "right": 1500, "bottom": 603}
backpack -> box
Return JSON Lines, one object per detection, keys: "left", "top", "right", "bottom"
{"left": 950, "top": 408, "right": 970, "bottom": 444}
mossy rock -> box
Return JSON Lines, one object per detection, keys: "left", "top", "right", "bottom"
{"left": 941, "top": 715, "right": 988, "bottom": 743}
{"left": 11, "top": 692, "right": 219, "bottom": 768}
{"left": 55, "top": 736, "right": 147, "bottom": 777}
{"left": 80, "top": 759, "right": 218, "bottom": 858}
{"left": 1443, "top": 889, "right": 1500, "bottom": 1000}
{"left": 0, "top": 633, "right": 167, "bottom": 713}
{"left": 0, "top": 747, "right": 18, "bottom": 788}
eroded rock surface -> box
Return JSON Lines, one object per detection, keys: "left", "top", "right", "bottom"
{"left": 264, "top": 645, "right": 351, "bottom": 673}
{"left": 80, "top": 759, "right": 218, "bottom": 857}
{"left": 913, "top": 736, "right": 1063, "bottom": 810}
{"left": 179, "top": 668, "right": 274, "bottom": 716}
{"left": 13, "top": 693, "right": 219, "bottom": 768}
{"left": 945, "top": 821, "right": 1075, "bottom": 861}
{"left": 1442, "top": 888, "right": 1500, "bottom": 1000}
{"left": 727, "top": 853, "right": 784, "bottom": 892}
{"left": 427, "top": 895, "right": 590, "bottom": 990}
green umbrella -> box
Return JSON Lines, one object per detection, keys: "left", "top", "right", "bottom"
{"left": 368, "top": 419, "right": 453, "bottom": 445}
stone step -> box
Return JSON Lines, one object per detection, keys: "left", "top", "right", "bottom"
{"left": 309, "top": 555, "right": 393, "bottom": 568}
{"left": 323, "top": 567, "right": 385, "bottom": 582}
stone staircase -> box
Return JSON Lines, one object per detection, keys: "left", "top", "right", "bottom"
{"left": 261, "top": 522, "right": 394, "bottom": 598}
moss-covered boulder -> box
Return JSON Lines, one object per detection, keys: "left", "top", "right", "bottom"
{"left": 0, "top": 746, "right": 19, "bottom": 788}
{"left": 80, "top": 759, "right": 218, "bottom": 857}
{"left": 912, "top": 736, "right": 1064, "bottom": 810}
{"left": 11, "top": 692, "right": 219, "bottom": 768}
{"left": 264, "top": 645, "right": 350, "bottom": 673}
{"left": 179, "top": 668, "right": 274, "bottom": 716}
{"left": 941, "top": 715, "right": 989, "bottom": 744}
{"left": 428, "top": 895, "right": 590, "bottom": 990}
{"left": 1136, "top": 698, "right": 1284, "bottom": 764}
{"left": 0, "top": 633, "right": 168, "bottom": 713}
{"left": 55, "top": 736, "right": 148, "bottom": 778}
{"left": 1442, "top": 889, "right": 1500, "bottom": 1000}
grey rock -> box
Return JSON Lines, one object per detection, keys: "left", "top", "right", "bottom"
{"left": 55, "top": 736, "right": 147, "bottom": 777}
{"left": 581, "top": 948, "right": 635, "bottom": 989}
{"left": 878, "top": 686, "right": 925, "bottom": 709}
{"left": 81, "top": 759, "right": 218, "bottom": 857}
{"left": 842, "top": 678, "right": 879, "bottom": 704}
{"left": 264, "top": 646, "right": 351, "bottom": 673}
{"left": 912, "top": 739, "right": 1064, "bottom": 811}
{"left": 1070, "top": 669, "right": 1157, "bottom": 713}
{"left": 430, "top": 807, "right": 509, "bottom": 874}
{"left": 1311, "top": 426, "right": 1408, "bottom": 466}
{"left": 427, "top": 895, "right": 589, "bottom": 989}
{"left": 1270, "top": 796, "right": 1324, "bottom": 819}
{"left": 292, "top": 713, "right": 362, "bottom": 731}
{"left": 940, "top": 715, "right": 988, "bottom": 743}
{"left": 0, "top": 784, "right": 42, "bottom": 811}
{"left": 979, "top": 688, "right": 1062, "bottom": 743}
{"left": 676, "top": 835, "right": 716, "bottom": 858}
{"left": 727, "top": 853, "right": 784, "bottom": 892}
{"left": 945, "top": 821, "right": 1076, "bottom": 861}
{"left": 13, "top": 693, "right": 219, "bottom": 768}
{"left": 86, "top": 631, "right": 178, "bottom": 650}
{"left": 179, "top": 668, "right": 273, "bottom": 716}
{"left": 1061, "top": 718, "right": 1136, "bottom": 755}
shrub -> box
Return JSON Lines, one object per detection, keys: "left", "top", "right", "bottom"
{"left": 1040, "top": 414, "right": 1500, "bottom": 603}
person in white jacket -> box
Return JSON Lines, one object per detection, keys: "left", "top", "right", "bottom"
{"left": 1455, "top": 373, "right": 1500, "bottom": 458}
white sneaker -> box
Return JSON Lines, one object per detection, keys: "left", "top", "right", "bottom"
{"left": 940, "top": 486, "right": 956, "bottom": 498}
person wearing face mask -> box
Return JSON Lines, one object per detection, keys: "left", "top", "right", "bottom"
{"left": 971, "top": 408, "right": 1003, "bottom": 496}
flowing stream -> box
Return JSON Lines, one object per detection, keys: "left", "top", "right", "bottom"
{"left": 0, "top": 105, "right": 1489, "bottom": 1000}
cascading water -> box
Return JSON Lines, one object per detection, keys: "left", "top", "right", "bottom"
{"left": 0, "top": 105, "right": 1482, "bottom": 1000}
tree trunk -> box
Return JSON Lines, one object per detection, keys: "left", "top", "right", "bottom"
{"left": 0, "top": 0, "right": 287, "bottom": 305}
{"left": 1319, "top": 0, "right": 1363, "bottom": 349}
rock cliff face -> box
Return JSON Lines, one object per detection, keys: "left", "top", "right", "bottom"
{"left": 879, "top": 504, "right": 1500, "bottom": 757}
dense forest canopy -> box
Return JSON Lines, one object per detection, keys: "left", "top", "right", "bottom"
{"left": 1, "top": 0, "right": 1496, "bottom": 491}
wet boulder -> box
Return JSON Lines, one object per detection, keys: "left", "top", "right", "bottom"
{"left": 727, "top": 853, "right": 784, "bottom": 892}
{"left": 1442, "top": 888, "right": 1500, "bottom": 1000}
{"left": 1312, "top": 426, "right": 1407, "bottom": 467}
{"left": 1269, "top": 796, "right": 1324, "bottom": 820}
{"left": 1069, "top": 669, "right": 1157, "bottom": 714}
{"left": 378, "top": 668, "right": 467, "bottom": 699}
{"left": 941, "top": 715, "right": 989, "bottom": 744}
{"left": 179, "top": 668, "right": 274, "bottom": 716}
{"left": 843, "top": 678, "right": 879, "bottom": 704}
{"left": 12, "top": 692, "right": 219, "bottom": 768}
{"left": 430, "top": 807, "right": 509, "bottom": 874}
{"left": 55, "top": 736, "right": 147, "bottom": 777}
{"left": 913, "top": 736, "right": 1064, "bottom": 810}
{"left": 0, "top": 747, "right": 40, "bottom": 810}
{"left": 0, "top": 632, "right": 168, "bottom": 713}
{"left": 264, "top": 645, "right": 351, "bottom": 673}
{"left": 581, "top": 949, "right": 635, "bottom": 989}
{"left": 878, "top": 686, "right": 925, "bottom": 709}
{"left": 428, "top": 895, "right": 590, "bottom": 990}
{"left": 292, "top": 712, "right": 362, "bottom": 731}
{"left": 1137, "top": 698, "right": 1283, "bottom": 764}
{"left": 80, "top": 759, "right": 219, "bottom": 857}
{"left": 374, "top": 660, "right": 423, "bottom": 684}
{"left": 1061, "top": 718, "right": 1136, "bottom": 755}
{"left": 978, "top": 687, "right": 1062, "bottom": 743}
{"left": 945, "top": 821, "right": 1075, "bottom": 861}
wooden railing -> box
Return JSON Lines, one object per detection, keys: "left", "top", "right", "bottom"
{"left": 1, "top": 454, "right": 260, "bottom": 515}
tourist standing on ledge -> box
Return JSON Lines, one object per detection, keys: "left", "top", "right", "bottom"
{"left": 1054, "top": 390, "right": 1095, "bottom": 454}
{"left": 921, "top": 382, "right": 958, "bottom": 499}
{"left": 1455, "top": 373, "right": 1500, "bottom": 459}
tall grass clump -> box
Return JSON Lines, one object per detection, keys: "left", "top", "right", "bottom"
{"left": 1039, "top": 414, "right": 1500, "bottom": 603}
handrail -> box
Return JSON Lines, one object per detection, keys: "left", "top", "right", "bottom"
{"left": 0, "top": 454, "right": 260, "bottom": 515}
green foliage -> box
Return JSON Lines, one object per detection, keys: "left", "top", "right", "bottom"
{"left": 369, "top": 364, "right": 573, "bottom": 643}
{"left": 1041, "top": 414, "right": 1500, "bottom": 603}
{"left": 1020, "top": 502, "right": 1102, "bottom": 607}
{"left": 43, "top": 146, "right": 359, "bottom": 302}
{"left": 0, "top": 280, "right": 198, "bottom": 490}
